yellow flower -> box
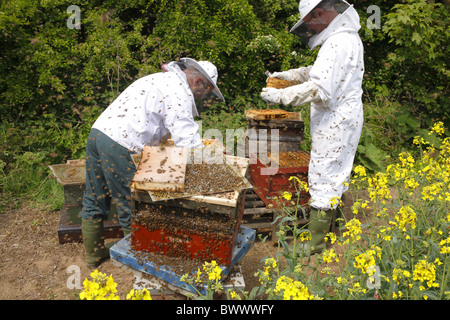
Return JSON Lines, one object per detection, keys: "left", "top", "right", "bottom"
{"left": 353, "top": 250, "right": 376, "bottom": 274}
{"left": 351, "top": 201, "right": 361, "bottom": 214}
{"left": 336, "top": 277, "right": 347, "bottom": 285}
{"left": 430, "top": 121, "right": 445, "bottom": 135}
{"left": 262, "top": 258, "right": 277, "bottom": 278}
{"left": 79, "top": 270, "right": 120, "bottom": 300}
{"left": 324, "top": 232, "right": 337, "bottom": 244}
{"left": 404, "top": 177, "right": 419, "bottom": 190}
{"left": 289, "top": 176, "right": 309, "bottom": 192}
{"left": 398, "top": 152, "right": 415, "bottom": 168}
{"left": 413, "top": 136, "right": 427, "bottom": 145}
{"left": 367, "top": 172, "right": 391, "bottom": 202}
{"left": 392, "top": 291, "right": 403, "bottom": 299}
{"left": 439, "top": 237, "right": 450, "bottom": 254}
{"left": 392, "top": 268, "right": 411, "bottom": 285}
{"left": 228, "top": 290, "right": 241, "bottom": 300}
{"left": 413, "top": 260, "right": 439, "bottom": 288}
{"left": 299, "top": 231, "right": 312, "bottom": 242}
{"left": 329, "top": 196, "right": 341, "bottom": 209}
{"left": 353, "top": 165, "right": 367, "bottom": 177}
{"left": 343, "top": 218, "right": 362, "bottom": 242}
{"left": 281, "top": 191, "right": 292, "bottom": 201}
{"left": 322, "top": 248, "right": 339, "bottom": 264}
{"left": 202, "top": 261, "right": 222, "bottom": 282}
{"left": 127, "top": 289, "right": 152, "bottom": 300}
{"left": 274, "top": 276, "right": 318, "bottom": 300}
{"left": 394, "top": 206, "right": 417, "bottom": 232}
{"left": 348, "top": 282, "right": 366, "bottom": 295}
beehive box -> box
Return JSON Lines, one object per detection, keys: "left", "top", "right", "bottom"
{"left": 245, "top": 111, "right": 305, "bottom": 157}
{"left": 249, "top": 150, "right": 311, "bottom": 209}
{"left": 130, "top": 190, "right": 246, "bottom": 266}
{"left": 129, "top": 155, "right": 250, "bottom": 266}
{"left": 111, "top": 226, "right": 255, "bottom": 296}
{"left": 49, "top": 160, "right": 123, "bottom": 243}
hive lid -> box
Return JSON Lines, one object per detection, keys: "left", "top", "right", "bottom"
{"left": 49, "top": 161, "right": 86, "bottom": 186}
{"left": 132, "top": 146, "right": 188, "bottom": 193}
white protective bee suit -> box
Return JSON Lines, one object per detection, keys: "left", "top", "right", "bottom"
{"left": 93, "top": 58, "right": 224, "bottom": 153}
{"left": 261, "top": 1, "right": 364, "bottom": 210}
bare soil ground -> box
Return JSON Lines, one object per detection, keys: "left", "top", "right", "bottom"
{"left": 0, "top": 196, "right": 355, "bottom": 300}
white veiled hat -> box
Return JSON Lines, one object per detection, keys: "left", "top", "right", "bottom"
{"left": 180, "top": 57, "right": 225, "bottom": 102}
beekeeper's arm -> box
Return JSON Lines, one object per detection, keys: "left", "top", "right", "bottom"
{"left": 267, "top": 65, "right": 313, "bottom": 83}
{"left": 261, "top": 80, "right": 322, "bottom": 106}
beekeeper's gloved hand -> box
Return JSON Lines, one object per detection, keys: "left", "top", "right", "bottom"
{"left": 261, "top": 87, "right": 282, "bottom": 105}
{"left": 266, "top": 70, "right": 291, "bottom": 81}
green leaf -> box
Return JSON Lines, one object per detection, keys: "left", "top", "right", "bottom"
{"left": 411, "top": 32, "right": 422, "bottom": 44}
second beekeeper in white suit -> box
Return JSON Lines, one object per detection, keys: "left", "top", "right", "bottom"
{"left": 261, "top": 0, "right": 364, "bottom": 253}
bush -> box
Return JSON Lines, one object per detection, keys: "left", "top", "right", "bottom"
{"left": 0, "top": 0, "right": 448, "bottom": 210}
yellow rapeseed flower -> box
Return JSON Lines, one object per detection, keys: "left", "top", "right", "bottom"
{"left": 262, "top": 258, "right": 277, "bottom": 277}
{"left": 79, "top": 270, "right": 120, "bottom": 300}
{"left": 322, "top": 248, "right": 339, "bottom": 264}
{"left": 126, "top": 289, "right": 152, "bottom": 300}
{"left": 353, "top": 250, "right": 376, "bottom": 274}
{"left": 274, "top": 276, "right": 319, "bottom": 300}
{"left": 354, "top": 165, "right": 367, "bottom": 177}
{"left": 439, "top": 237, "right": 450, "bottom": 254}
{"left": 324, "top": 232, "right": 337, "bottom": 244}
{"left": 281, "top": 191, "right": 292, "bottom": 201}
{"left": 343, "top": 218, "right": 362, "bottom": 242}
{"left": 289, "top": 176, "right": 309, "bottom": 192}
{"left": 367, "top": 172, "right": 391, "bottom": 203}
{"left": 299, "top": 231, "right": 312, "bottom": 242}
{"left": 413, "top": 260, "right": 439, "bottom": 289}
{"left": 392, "top": 268, "right": 411, "bottom": 285}
{"left": 430, "top": 121, "right": 445, "bottom": 136}
{"left": 203, "top": 260, "right": 222, "bottom": 282}
{"left": 395, "top": 206, "right": 417, "bottom": 232}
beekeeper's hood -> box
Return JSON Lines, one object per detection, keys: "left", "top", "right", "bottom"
{"left": 163, "top": 58, "right": 225, "bottom": 103}
{"left": 290, "top": 0, "right": 360, "bottom": 49}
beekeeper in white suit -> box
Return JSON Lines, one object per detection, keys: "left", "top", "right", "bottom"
{"left": 80, "top": 57, "right": 225, "bottom": 267}
{"left": 261, "top": 0, "right": 364, "bottom": 253}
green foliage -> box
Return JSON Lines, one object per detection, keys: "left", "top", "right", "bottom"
{"left": 382, "top": 0, "right": 449, "bottom": 120}
{"left": 356, "top": 127, "right": 387, "bottom": 173}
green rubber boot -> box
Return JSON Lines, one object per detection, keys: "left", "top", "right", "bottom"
{"left": 303, "top": 208, "right": 333, "bottom": 254}
{"left": 122, "top": 227, "right": 130, "bottom": 237}
{"left": 81, "top": 218, "right": 110, "bottom": 268}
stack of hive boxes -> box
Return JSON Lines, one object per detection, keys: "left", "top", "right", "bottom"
{"left": 129, "top": 145, "right": 252, "bottom": 266}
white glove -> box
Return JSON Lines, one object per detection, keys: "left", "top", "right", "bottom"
{"left": 261, "top": 87, "right": 282, "bottom": 105}
{"left": 267, "top": 71, "right": 291, "bottom": 81}
{"left": 289, "top": 66, "right": 312, "bottom": 83}
{"left": 279, "top": 81, "right": 322, "bottom": 106}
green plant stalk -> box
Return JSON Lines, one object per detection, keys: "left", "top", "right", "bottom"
{"left": 439, "top": 256, "right": 449, "bottom": 299}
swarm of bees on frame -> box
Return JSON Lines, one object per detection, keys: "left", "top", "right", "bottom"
{"left": 148, "top": 148, "right": 249, "bottom": 200}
